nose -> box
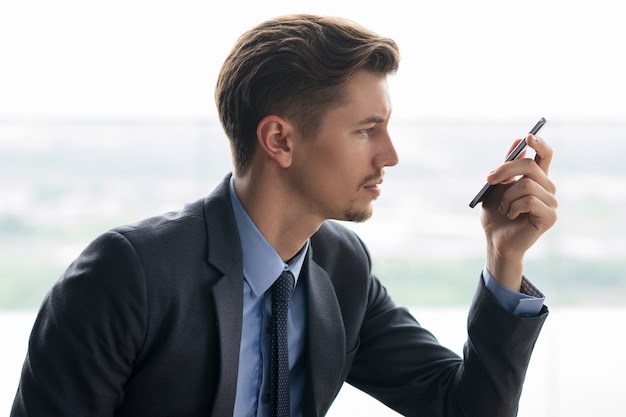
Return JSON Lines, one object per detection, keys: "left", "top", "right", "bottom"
{"left": 374, "top": 132, "right": 399, "bottom": 169}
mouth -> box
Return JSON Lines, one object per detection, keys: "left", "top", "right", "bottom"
{"left": 363, "top": 178, "right": 383, "bottom": 189}
{"left": 361, "top": 177, "right": 383, "bottom": 197}
{"left": 360, "top": 170, "right": 384, "bottom": 189}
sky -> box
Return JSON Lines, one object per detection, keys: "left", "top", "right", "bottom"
{"left": 0, "top": 0, "right": 624, "bottom": 123}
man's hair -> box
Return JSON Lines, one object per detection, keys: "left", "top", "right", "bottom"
{"left": 215, "top": 14, "right": 400, "bottom": 175}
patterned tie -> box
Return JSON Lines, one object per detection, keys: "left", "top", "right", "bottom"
{"left": 270, "top": 270, "right": 294, "bottom": 417}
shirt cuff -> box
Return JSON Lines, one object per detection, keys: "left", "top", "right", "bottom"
{"left": 482, "top": 267, "right": 545, "bottom": 317}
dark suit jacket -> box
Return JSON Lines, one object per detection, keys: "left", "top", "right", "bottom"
{"left": 12, "top": 174, "right": 548, "bottom": 417}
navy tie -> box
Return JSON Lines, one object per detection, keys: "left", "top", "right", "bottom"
{"left": 270, "top": 270, "right": 294, "bottom": 417}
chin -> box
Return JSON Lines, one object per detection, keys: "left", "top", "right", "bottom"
{"left": 344, "top": 207, "right": 373, "bottom": 223}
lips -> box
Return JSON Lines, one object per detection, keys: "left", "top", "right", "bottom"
{"left": 359, "top": 170, "right": 384, "bottom": 192}
{"left": 363, "top": 178, "right": 383, "bottom": 189}
{"left": 361, "top": 178, "right": 383, "bottom": 199}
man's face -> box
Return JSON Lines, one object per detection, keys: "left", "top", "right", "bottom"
{"left": 288, "top": 70, "right": 399, "bottom": 223}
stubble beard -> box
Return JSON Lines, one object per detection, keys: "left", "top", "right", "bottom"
{"left": 343, "top": 197, "right": 375, "bottom": 223}
{"left": 343, "top": 170, "right": 383, "bottom": 222}
{"left": 344, "top": 207, "right": 373, "bottom": 223}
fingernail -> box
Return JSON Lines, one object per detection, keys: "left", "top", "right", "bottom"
{"left": 487, "top": 170, "right": 496, "bottom": 181}
{"left": 498, "top": 202, "right": 506, "bottom": 213}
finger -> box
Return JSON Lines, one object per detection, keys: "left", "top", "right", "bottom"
{"left": 500, "top": 176, "right": 558, "bottom": 219}
{"left": 486, "top": 138, "right": 528, "bottom": 185}
{"left": 504, "top": 138, "right": 524, "bottom": 158}
{"left": 487, "top": 151, "right": 555, "bottom": 192}
{"left": 526, "top": 134, "right": 553, "bottom": 175}
{"left": 506, "top": 193, "right": 558, "bottom": 231}
{"left": 486, "top": 157, "right": 529, "bottom": 185}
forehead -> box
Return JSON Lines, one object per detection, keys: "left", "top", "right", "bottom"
{"left": 336, "top": 70, "right": 392, "bottom": 119}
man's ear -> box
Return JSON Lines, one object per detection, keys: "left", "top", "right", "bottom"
{"left": 256, "top": 115, "right": 294, "bottom": 168}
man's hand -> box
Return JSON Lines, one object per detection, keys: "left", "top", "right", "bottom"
{"left": 480, "top": 134, "right": 558, "bottom": 292}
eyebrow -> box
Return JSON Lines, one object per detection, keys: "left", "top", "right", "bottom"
{"left": 356, "top": 116, "right": 386, "bottom": 125}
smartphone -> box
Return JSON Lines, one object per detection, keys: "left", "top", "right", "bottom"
{"left": 468, "top": 117, "right": 548, "bottom": 208}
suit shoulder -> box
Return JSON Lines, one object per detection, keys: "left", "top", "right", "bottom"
{"left": 113, "top": 198, "right": 206, "bottom": 240}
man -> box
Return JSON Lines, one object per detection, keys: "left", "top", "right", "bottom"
{"left": 12, "top": 14, "right": 557, "bottom": 417}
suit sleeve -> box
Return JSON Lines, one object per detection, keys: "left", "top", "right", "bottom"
{"left": 11, "top": 231, "right": 148, "bottom": 417}
{"left": 346, "top": 272, "right": 548, "bottom": 417}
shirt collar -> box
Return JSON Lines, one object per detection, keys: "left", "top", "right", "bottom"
{"left": 229, "top": 176, "right": 308, "bottom": 297}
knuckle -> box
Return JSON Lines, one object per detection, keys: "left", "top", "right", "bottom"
{"left": 517, "top": 177, "right": 535, "bottom": 193}
{"left": 548, "top": 180, "right": 557, "bottom": 195}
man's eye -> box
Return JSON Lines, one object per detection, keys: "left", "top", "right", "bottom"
{"left": 359, "top": 128, "right": 374, "bottom": 136}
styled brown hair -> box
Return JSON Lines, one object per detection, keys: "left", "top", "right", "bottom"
{"left": 215, "top": 14, "right": 400, "bottom": 175}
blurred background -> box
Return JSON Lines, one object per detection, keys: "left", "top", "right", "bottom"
{"left": 1, "top": 0, "right": 624, "bottom": 415}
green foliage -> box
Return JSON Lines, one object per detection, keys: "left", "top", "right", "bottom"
{"left": 373, "top": 258, "right": 482, "bottom": 307}
{"left": 2, "top": 120, "right": 626, "bottom": 310}
{"left": 374, "top": 257, "right": 626, "bottom": 308}
{"left": 3, "top": 255, "right": 626, "bottom": 310}
{"left": 0, "top": 261, "right": 61, "bottom": 309}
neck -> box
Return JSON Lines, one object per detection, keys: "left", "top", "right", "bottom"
{"left": 233, "top": 169, "right": 322, "bottom": 262}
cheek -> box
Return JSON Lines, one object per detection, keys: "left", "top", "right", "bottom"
{"left": 294, "top": 138, "right": 363, "bottom": 187}
{"left": 318, "top": 151, "right": 359, "bottom": 184}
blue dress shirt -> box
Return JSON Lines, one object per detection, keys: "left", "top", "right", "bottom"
{"left": 228, "top": 177, "right": 544, "bottom": 416}
{"left": 230, "top": 178, "right": 308, "bottom": 417}
{"left": 482, "top": 267, "right": 545, "bottom": 316}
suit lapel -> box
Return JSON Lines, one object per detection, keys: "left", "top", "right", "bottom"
{"left": 209, "top": 265, "right": 244, "bottom": 415}
{"left": 204, "top": 175, "right": 245, "bottom": 415}
{"left": 304, "top": 253, "right": 347, "bottom": 416}
{"left": 202, "top": 175, "right": 349, "bottom": 416}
